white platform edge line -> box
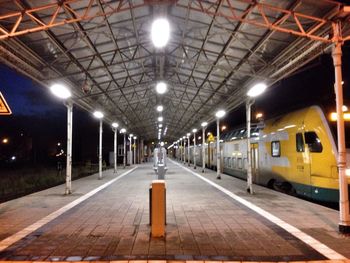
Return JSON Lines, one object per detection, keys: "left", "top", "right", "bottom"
{"left": 171, "top": 160, "right": 347, "bottom": 260}
{"left": 0, "top": 167, "right": 138, "bottom": 252}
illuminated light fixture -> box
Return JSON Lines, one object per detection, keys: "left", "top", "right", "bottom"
{"left": 330, "top": 112, "right": 350, "bottom": 121}
{"left": 134, "top": 136, "right": 137, "bottom": 139}
{"left": 120, "top": 128, "right": 126, "bottom": 133}
{"left": 57, "top": 142, "right": 61, "bottom": 146}
{"left": 157, "top": 105, "right": 164, "bottom": 112}
{"left": 112, "top": 122, "right": 119, "bottom": 128}
{"left": 221, "top": 125, "right": 227, "bottom": 131}
{"left": 130, "top": 134, "right": 133, "bottom": 137}
{"left": 159, "top": 124, "right": 163, "bottom": 128}
{"left": 93, "top": 111, "right": 104, "bottom": 119}
{"left": 2, "top": 138, "right": 8, "bottom": 144}
{"left": 50, "top": 83, "right": 72, "bottom": 99}
{"left": 160, "top": 141, "right": 165, "bottom": 146}
{"left": 247, "top": 83, "right": 267, "bottom": 97}
{"left": 158, "top": 116, "right": 163, "bottom": 122}
{"left": 151, "top": 18, "right": 170, "bottom": 48}
{"left": 215, "top": 110, "right": 226, "bottom": 118}
{"left": 256, "top": 112, "right": 263, "bottom": 119}
{"left": 192, "top": 128, "right": 197, "bottom": 133}
{"left": 156, "top": 82, "right": 167, "bottom": 94}
{"left": 284, "top": 125, "right": 296, "bottom": 129}
{"left": 346, "top": 168, "right": 350, "bottom": 177}
{"left": 342, "top": 105, "right": 348, "bottom": 112}
{"left": 159, "top": 128, "right": 162, "bottom": 132}
{"left": 182, "top": 136, "right": 186, "bottom": 139}
{"left": 187, "top": 133, "right": 190, "bottom": 137}
{"left": 201, "top": 122, "right": 208, "bottom": 127}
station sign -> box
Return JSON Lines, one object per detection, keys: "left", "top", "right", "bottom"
{"left": 0, "top": 92, "right": 11, "bottom": 115}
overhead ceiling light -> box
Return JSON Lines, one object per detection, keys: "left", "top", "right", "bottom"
{"left": 93, "top": 111, "right": 104, "bottom": 119}
{"left": 158, "top": 116, "right": 163, "bottom": 122}
{"left": 151, "top": 18, "right": 170, "bottom": 48}
{"left": 159, "top": 124, "right": 163, "bottom": 128}
{"left": 157, "top": 105, "right": 164, "bottom": 112}
{"left": 192, "top": 128, "right": 197, "bottom": 133}
{"left": 112, "top": 122, "right": 119, "bottom": 128}
{"left": 247, "top": 83, "right": 267, "bottom": 97}
{"left": 159, "top": 128, "right": 162, "bottom": 132}
{"left": 201, "top": 122, "right": 208, "bottom": 127}
{"left": 215, "top": 110, "right": 226, "bottom": 118}
{"left": 156, "top": 82, "right": 167, "bottom": 94}
{"left": 50, "top": 84, "right": 71, "bottom": 99}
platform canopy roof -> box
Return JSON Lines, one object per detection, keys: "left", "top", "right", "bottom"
{"left": 0, "top": 0, "right": 350, "bottom": 141}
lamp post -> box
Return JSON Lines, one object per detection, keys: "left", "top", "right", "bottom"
{"left": 93, "top": 111, "right": 104, "bottom": 180}
{"left": 120, "top": 128, "right": 126, "bottom": 168}
{"left": 133, "top": 136, "right": 137, "bottom": 164}
{"left": 201, "top": 122, "right": 208, "bottom": 173}
{"left": 49, "top": 83, "right": 73, "bottom": 194}
{"left": 192, "top": 129, "right": 198, "bottom": 169}
{"left": 112, "top": 122, "right": 119, "bottom": 173}
{"left": 246, "top": 82, "right": 267, "bottom": 194}
{"left": 215, "top": 110, "right": 226, "bottom": 179}
{"left": 187, "top": 133, "right": 191, "bottom": 166}
{"left": 129, "top": 133, "right": 133, "bottom": 165}
{"left": 182, "top": 136, "right": 186, "bottom": 164}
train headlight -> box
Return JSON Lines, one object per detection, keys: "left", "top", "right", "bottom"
{"left": 346, "top": 168, "right": 350, "bottom": 177}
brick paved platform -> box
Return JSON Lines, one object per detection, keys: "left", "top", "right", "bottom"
{"left": 0, "top": 160, "right": 348, "bottom": 262}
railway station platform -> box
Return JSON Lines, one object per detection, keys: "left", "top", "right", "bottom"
{"left": 0, "top": 160, "right": 349, "bottom": 263}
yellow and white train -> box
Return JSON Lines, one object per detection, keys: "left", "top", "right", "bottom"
{"left": 178, "top": 106, "right": 350, "bottom": 203}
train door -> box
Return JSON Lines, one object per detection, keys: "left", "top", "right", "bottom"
{"left": 296, "top": 132, "right": 311, "bottom": 196}
{"left": 251, "top": 143, "right": 259, "bottom": 183}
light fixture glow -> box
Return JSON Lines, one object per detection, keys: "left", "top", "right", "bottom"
{"left": 247, "top": 83, "right": 267, "bottom": 97}
{"left": 134, "top": 136, "right": 137, "bottom": 139}
{"left": 151, "top": 18, "right": 170, "bottom": 48}
{"left": 186, "top": 133, "right": 190, "bottom": 137}
{"left": 192, "top": 128, "right": 197, "bottom": 133}
{"left": 215, "top": 110, "right": 226, "bottom": 118}
{"left": 156, "top": 82, "right": 167, "bottom": 94}
{"left": 159, "top": 124, "right": 163, "bottom": 128}
{"left": 112, "top": 122, "right": 119, "bottom": 128}
{"left": 201, "top": 122, "right": 208, "bottom": 127}
{"left": 256, "top": 112, "right": 263, "bottom": 119}
{"left": 158, "top": 116, "right": 163, "bottom": 122}
{"left": 93, "top": 111, "right": 104, "bottom": 119}
{"left": 120, "top": 128, "right": 126, "bottom": 133}
{"left": 50, "top": 84, "right": 72, "bottom": 99}
{"left": 130, "top": 134, "right": 133, "bottom": 137}
{"left": 157, "top": 105, "right": 164, "bottom": 112}
{"left": 342, "top": 105, "right": 348, "bottom": 112}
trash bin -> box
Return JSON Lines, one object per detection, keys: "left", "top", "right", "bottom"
{"left": 149, "top": 180, "right": 166, "bottom": 237}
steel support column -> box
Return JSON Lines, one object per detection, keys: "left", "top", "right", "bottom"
{"left": 129, "top": 136, "right": 132, "bottom": 165}
{"left": 113, "top": 128, "right": 117, "bottom": 173}
{"left": 246, "top": 99, "right": 254, "bottom": 194}
{"left": 123, "top": 133, "right": 126, "bottom": 168}
{"left": 332, "top": 22, "right": 350, "bottom": 233}
{"left": 193, "top": 132, "right": 197, "bottom": 169}
{"left": 187, "top": 136, "right": 190, "bottom": 167}
{"left": 134, "top": 138, "right": 137, "bottom": 164}
{"left": 216, "top": 119, "right": 221, "bottom": 179}
{"left": 202, "top": 126, "right": 206, "bottom": 173}
{"left": 65, "top": 102, "right": 73, "bottom": 195}
{"left": 98, "top": 119, "right": 103, "bottom": 180}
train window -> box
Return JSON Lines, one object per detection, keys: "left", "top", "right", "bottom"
{"left": 228, "top": 158, "right": 232, "bottom": 167}
{"left": 271, "top": 141, "right": 280, "bottom": 157}
{"left": 232, "top": 157, "right": 236, "bottom": 168}
{"left": 304, "top": 132, "right": 323, "bottom": 153}
{"left": 296, "top": 133, "right": 304, "bottom": 152}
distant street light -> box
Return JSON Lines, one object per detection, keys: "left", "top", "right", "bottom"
{"left": 2, "top": 138, "right": 8, "bottom": 144}
{"left": 112, "top": 122, "right": 119, "bottom": 174}
{"left": 201, "top": 122, "right": 208, "bottom": 173}
{"left": 215, "top": 110, "right": 226, "bottom": 179}
{"left": 158, "top": 116, "right": 163, "bottom": 122}
{"left": 120, "top": 128, "right": 126, "bottom": 168}
{"left": 94, "top": 111, "right": 104, "bottom": 180}
{"left": 246, "top": 82, "right": 267, "bottom": 194}
{"left": 50, "top": 83, "right": 73, "bottom": 195}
